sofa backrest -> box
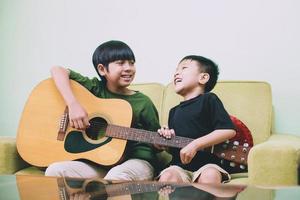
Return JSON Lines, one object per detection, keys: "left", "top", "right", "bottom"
{"left": 162, "top": 81, "right": 273, "bottom": 145}
{"left": 129, "top": 83, "right": 165, "bottom": 122}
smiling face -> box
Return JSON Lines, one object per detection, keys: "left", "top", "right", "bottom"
{"left": 174, "top": 59, "right": 209, "bottom": 100}
{"left": 98, "top": 59, "right": 136, "bottom": 94}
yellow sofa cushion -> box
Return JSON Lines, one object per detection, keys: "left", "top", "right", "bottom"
{"left": 0, "top": 137, "right": 28, "bottom": 174}
{"left": 129, "top": 83, "right": 165, "bottom": 125}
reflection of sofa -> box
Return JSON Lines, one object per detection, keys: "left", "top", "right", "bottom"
{"left": 1, "top": 81, "right": 300, "bottom": 185}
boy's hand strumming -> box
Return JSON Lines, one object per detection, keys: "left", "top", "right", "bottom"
{"left": 68, "top": 101, "right": 90, "bottom": 130}
{"left": 180, "top": 141, "right": 198, "bottom": 164}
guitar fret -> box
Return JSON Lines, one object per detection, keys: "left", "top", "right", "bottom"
{"left": 127, "top": 183, "right": 135, "bottom": 194}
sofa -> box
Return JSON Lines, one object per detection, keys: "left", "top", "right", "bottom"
{"left": 1, "top": 80, "right": 300, "bottom": 186}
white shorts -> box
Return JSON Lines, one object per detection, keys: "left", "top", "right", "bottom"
{"left": 45, "top": 158, "right": 154, "bottom": 181}
{"left": 104, "top": 158, "right": 154, "bottom": 181}
{"left": 158, "top": 164, "right": 231, "bottom": 183}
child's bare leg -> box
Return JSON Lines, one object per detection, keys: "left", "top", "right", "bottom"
{"left": 196, "top": 167, "right": 222, "bottom": 184}
{"left": 159, "top": 169, "right": 184, "bottom": 182}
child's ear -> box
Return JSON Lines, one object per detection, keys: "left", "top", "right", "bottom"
{"left": 199, "top": 73, "right": 210, "bottom": 84}
{"left": 97, "top": 64, "right": 106, "bottom": 76}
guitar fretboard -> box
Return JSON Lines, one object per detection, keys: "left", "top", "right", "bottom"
{"left": 105, "top": 124, "right": 250, "bottom": 166}
{"left": 104, "top": 181, "right": 189, "bottom": 197}
{"left": 106, "top": 124, "right": 193, "bottom": 148}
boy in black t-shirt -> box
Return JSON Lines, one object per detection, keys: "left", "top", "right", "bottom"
{"left": 156, "top": 55, "right": 236, "bottom": 184}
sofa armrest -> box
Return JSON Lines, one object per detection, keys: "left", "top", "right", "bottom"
{"left": 248, "top": 134, "right": 300, "bottom": 185}
{"left": 0, "top": 137, "right": 29, "bottom": 174}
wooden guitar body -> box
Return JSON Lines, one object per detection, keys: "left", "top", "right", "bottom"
{"left": 17, "top": 79, "right": 132, "bottom": 167}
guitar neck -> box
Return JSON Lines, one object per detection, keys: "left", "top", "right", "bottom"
{"left": 102, "top": 181, "right": 187, "bottom": 197}
{"left": 105, "top": 182, "right": 164, "bottom": 196}
{"left": 105, "top": 124, "right": 250, "bottom": 166}
{"left": 106, "top": 124, "right": 193, "bottom": 148}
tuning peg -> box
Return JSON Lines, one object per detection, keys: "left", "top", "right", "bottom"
{"left": 240, "top": 165, "right": 246, "bottom": 170}
{"left": 230, "top": 162, "right": 236, "bottom": 167}
{"left": 225, "top": 140, "right": 230, "bottom": 144}
{"left": 231, "top": 155, "right": 235, "bottom": 160}
{"left": 242, "top": 148, "right": 248, "bottom": 153}
{"left": 243, "top": 143, "right": 249, "bottom": 147}
{"left": 241, "top": 157, "right": 245, "bottom": 162}
{"left": 233, "top": 141, "right": 239, "bottom": 146}
{"left": 232, "top": 146, "right": 237, "bottom": 150}
{"left": 221, "top": 153, "right": 225, "bottom": 158}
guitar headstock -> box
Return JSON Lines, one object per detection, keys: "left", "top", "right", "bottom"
{"left": 212, "top": 140, "right": 251, "bottom": 170}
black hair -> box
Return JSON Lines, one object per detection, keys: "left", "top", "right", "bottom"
{"left": 180, "top": 55, "right": 219, "bottom": 92}
{"left": 92, "top": 40, "right": 135, "bottom": 84}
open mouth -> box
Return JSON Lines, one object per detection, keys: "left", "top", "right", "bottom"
{"left": 174, "top": 78, "right": 182, "bottom": 84}
{"left": 121, "top": 75, "right": 133, "bottom": 81}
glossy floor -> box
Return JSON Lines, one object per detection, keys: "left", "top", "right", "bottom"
{"left": 0, "top": 175, "right": 299, "bottom": 200}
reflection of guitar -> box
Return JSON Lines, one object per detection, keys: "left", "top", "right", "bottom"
{"left": 16, "top": 175, "right": 245, "bottom": 200}
{"left": 58, "top": 178, "right": 187, "bottom": 199}
{"left": 17, "top": 79, "right": 251, "bottom": 168}
{"left": 59, "top": 177, "right": 245, "bottom": 200}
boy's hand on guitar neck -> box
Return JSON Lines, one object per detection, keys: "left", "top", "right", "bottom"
{"left": 158, "top": 126, "right": 175, "bottom": 139}
{"left": 156, "top": 125, "right": 197, "bottom": 164}
{"left": 68, "top": 100, "right": 90, "bottom": 130}
{"left": 154, "top": 126, "right": 175, "bottom": 151}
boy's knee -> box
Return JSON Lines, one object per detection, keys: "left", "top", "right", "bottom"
{"left": 159, "top": 169, "right": 182, "bottom": 182}
{"left": 197, "top": 168, "right": 222, "bottom": 184}
{"left": 159, "top": 171, "right": 172, "bottom": 181}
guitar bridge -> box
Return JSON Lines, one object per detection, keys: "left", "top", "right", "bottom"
{"left": 57, "top": 178, "right": 69, "bottom": 200}
{"left": 57, "top": 107, "right": 69, "bottom": 141}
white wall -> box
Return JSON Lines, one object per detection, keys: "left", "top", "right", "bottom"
{"left": 1, "top": 0, "right": 299, "bottom": 136}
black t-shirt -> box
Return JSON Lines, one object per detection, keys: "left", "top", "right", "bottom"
{"left": 168, "top": 93, "right": 235, "bottom": 171}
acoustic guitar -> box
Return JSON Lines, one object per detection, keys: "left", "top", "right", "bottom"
{"left": 17, "top": 79, "right": 250, "bottom": 169}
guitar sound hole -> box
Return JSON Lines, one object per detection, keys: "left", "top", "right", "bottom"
{"left": 86, "top": 117, "right": 108, "bottom": 140}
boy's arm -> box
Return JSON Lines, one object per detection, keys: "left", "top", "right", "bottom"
{"left": 50, "top": 66, "right": 90, "bottom": 130}
{"left": 180, "top": 129, "right": 236, "bottom": 164}
{"left": 192, "top": 129, "right": 236, "bottom": 151}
